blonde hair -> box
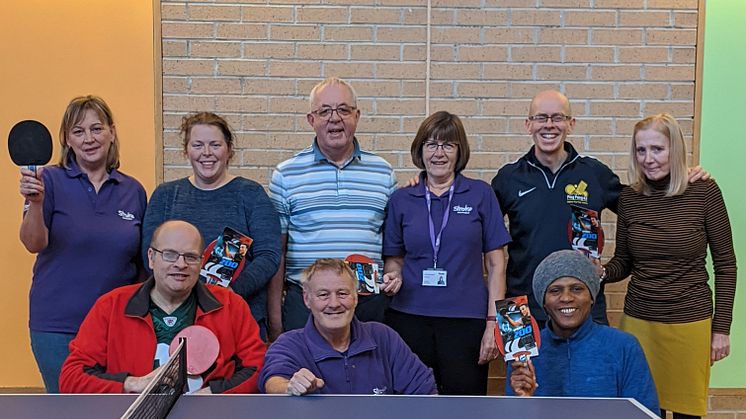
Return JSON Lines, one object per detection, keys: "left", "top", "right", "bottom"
{"left": 309, "top": 77, "right": 358, "bottom": 111}
{"left": 301, "top": 258, "right": 357, "bottom": 290}
{"left": 629, "top": 113, "right": 688, "bottom": 197}
{"left": 58, "top": 95, "right": 120, "bottom": 170}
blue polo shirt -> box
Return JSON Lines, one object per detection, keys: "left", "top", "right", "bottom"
{"left": 30, "top": 159, "right": 147, "bottom": 333}
{"left": 383, "top": 174, "right": 511, "bottom": 319}
{"left": 268, "top": 139, "right": 397, "bottom": 286}
{"left": 259, "top": 317, "right": 436, "bottom": 395}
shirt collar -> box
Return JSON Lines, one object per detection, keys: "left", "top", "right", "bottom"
{"left": 312, "top": 137, "right": 362, "bottom": 165}
{"left": 525, "top": 141, "right": 579, "bottom": 171}
{"left": 125, "top": 277, "right": 223, "bottom": 317}
{"left": 303, "top": 316, "right": 377, "bottom": 362}
{"left": 64, "top": 155, "right": 123, "bottom": 184}
{"left": 406, "top": 172, "right": 469, "bottom": 197}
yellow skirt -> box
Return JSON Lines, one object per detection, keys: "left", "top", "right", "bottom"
{"left": 620, "top": 315, "right": 711, "bottom": 416}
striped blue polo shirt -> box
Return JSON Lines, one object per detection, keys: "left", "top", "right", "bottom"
{"left": 269, "top": 139, "right": 397, "bottom": 286}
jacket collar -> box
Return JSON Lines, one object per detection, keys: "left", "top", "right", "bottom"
{"left": 524, "top": 142, "right": 579, "bottom": 172}
{"left": 303, "top": 316, "right": 377, "bottom": 362}
{"left": 545, "top": 315, "right": 596, "bottom": 343}
{"left": 124, "top": 277, "right": 223, "bottom": 317}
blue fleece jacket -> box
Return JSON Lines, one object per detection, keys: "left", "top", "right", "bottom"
{"left": 507, "top": 317, "right": 659, "bottom": 413}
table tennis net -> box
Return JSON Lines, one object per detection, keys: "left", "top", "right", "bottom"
{"left": 120, "top": 338, "right": 187, "bottom": 419}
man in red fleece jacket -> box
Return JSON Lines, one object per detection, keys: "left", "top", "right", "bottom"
{"left": 60, "top": 220, "right": 266, "bottom": 394}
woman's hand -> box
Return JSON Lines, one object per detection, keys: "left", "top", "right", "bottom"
{"left": 19, "top": 167, "right": 45, "bottom": 203}
{"left": 711, "top": 332, "right": 730, "bottom": 365}
{"left": 381, "top": 271, "right": 402, "bottom": 296}
{"left": 478, "top": 321, "right": 499, "bottom": 364}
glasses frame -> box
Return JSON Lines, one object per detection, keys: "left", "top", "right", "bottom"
{"left": 310, "top": 105, "right": 358, "bottom": 120}
{"left": 527, "top": 113, "right": 573, "bottom": 124}
{"left": 150, "top": 247, "right": 201, "bottom": 265}
{"left": 423, "top": 141, "right": 458, "bottom": 153}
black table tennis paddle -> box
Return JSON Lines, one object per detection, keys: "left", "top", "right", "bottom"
{"left": 8, "top": 120, "right": 53, "bottom": 172}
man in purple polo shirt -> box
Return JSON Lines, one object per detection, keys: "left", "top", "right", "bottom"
{"left": 259, "top": 258, "right": 436, "bottom": 395}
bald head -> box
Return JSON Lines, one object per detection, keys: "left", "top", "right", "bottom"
{"left": 150, "top": 220, "right": 204, "bottom": 251}
{"left": 529, "top": 90, "right": 572, "bottom": 117}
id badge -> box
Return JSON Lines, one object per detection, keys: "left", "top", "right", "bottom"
{"left": 422, "top": 268, "right": 447, "bottom": 287}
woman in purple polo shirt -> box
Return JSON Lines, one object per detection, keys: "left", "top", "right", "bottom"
{"left": 383, "top": 111, "right": 511, "bottom": 395}
{"left": 18, "top": 96, "right": 147, "bottom": 393}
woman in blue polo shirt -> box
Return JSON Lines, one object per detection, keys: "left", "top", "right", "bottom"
{"left": 142, "top": 112, "right": 281, "bottom": 340}
{"left": 383, "top": 111, "right": 511, "bottom": 395}
{"left": 19, "top": 96, "right": 147, "bottom": 393}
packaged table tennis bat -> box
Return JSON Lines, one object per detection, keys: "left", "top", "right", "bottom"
{"left": 344, "top": 254, "right": 382, "bottom": 295}
{"left": 199, "top": 227, "right": 253, "bottom": 287}
{"left": 494, "top": 295, "right": 541, "bottom": 362}
{"left": 568, "top": 204, "right": 604, "bottom": 259}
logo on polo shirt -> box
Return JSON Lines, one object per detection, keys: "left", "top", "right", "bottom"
{"left": 163, "top": 316, "right": 177, "bottom": 327}
{"left": 565, "top": 181, "right": 589, "bottom": 205}
{"left": 117, "top": 210, "right": 135, "bottom": 221}
{"left": 372, "top": 386, "right": 388, "bottom": 395}
{"left": 452, "top": 204, "right": 473, "bottom": 215}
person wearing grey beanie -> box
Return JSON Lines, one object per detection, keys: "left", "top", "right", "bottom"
{"left": 532, "top": 249, "right": 600, "bottom": 308}
{"left": 507, "top": 249, "right": 659, "bottom": 414}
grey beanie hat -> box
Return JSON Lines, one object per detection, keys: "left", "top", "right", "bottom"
{"left": 533, "top": 249, "right": 600, "bottom": 305}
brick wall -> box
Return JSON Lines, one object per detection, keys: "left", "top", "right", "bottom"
{"left": 160, "top": 0, "right": 699, "bottom": 328}
{"left": 159, "top": 0, "right": 697, "bottom": 352}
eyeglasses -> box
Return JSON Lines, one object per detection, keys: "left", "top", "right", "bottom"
{"left": 527, "top": 113, "right": 572, "bottom": 124}
{"left": 311, "top": 105, "right": 357, "bottom": 120}
{"left": 423, "top": 141, "right": 458, "bottom": 153}
{"left": 151, "top": 247, "right": 201, "bottom": 265}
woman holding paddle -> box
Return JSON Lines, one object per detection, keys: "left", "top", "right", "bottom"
{"left": 18, "top": 95, "right": 147, "bottom": 393}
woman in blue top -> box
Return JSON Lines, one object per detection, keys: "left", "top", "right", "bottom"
{"left": 383, "top": 111, "right": 511, "bottom": 395}
{"left": 142, "top": 112, "right": 281, "bottom": 339}
{"left": 19, "top": 96, "right": 147, "bottom": 393}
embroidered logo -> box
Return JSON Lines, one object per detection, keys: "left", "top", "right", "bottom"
{"left": 117, "top": 210, "right": 135, "bottom": 221}
{"left": 518, "top": 187, "right": 537, "bottom": 197}
{"left": 163, "top": 316, "right": 177, "bottom": 327}
{"left": 372, "top": 386, "right": 388, "bottom": 395}
{"left": 565, "top": 181, "right": 589, "bottom": 205}
{"left": 452, "top": 204, "right": 473, "bottom": 215}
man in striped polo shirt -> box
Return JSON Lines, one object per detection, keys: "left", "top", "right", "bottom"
{"left": 267, "top": 77, "right": 399, "bottom": 340}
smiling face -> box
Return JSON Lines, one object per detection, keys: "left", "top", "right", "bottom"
{"left": 186, "top": 124, "right": 231, "bottom": 188}
{"left": 422, "top": 139, "right": 458, "bottom": 182}
{"left": 66, "top": 108, "right": 115, "bottom": 171}
{"left": 148, "top": 222, "right": 203, "bottom": 302}
{"left": 307, "top": 83, "right": 360, "bottom": 162}
{"left": 526, "top": 91, "right": 575, "bottom": 161}
{"left": 543, "top": 276, "right": 593, "bottom": 339}
{"left": 303, "top": 268, "right": 358, "bottom": 339}
{"left": 634, "top": 127, "right": 671, "bottom": 182}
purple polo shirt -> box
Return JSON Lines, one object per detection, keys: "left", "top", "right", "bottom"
{"left": 259, "top": 317, "right": 436, "bottom": 395}
{"left": 383, "top": 174, "right": 510, "bottom": 319}
{"left": 29, "top": 159, "right": 147, "bottom": 333}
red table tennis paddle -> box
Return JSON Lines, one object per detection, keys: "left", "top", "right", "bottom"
{"left": 169, "top": 325, "right": 220, "bottom": 375}
{"left": 8, "top": 120, "right": 53, "bottom": 172}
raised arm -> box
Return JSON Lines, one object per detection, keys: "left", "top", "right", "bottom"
{"left": 19, "top": 167, "right": 49, "bottom": 253}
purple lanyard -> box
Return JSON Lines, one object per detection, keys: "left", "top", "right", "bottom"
{"left": 425, "top": 183, "right": 455, "bottom": 269}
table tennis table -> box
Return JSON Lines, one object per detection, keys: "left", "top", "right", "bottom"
{"left": 0, "top": 393, "right": 658, "bottom": 419}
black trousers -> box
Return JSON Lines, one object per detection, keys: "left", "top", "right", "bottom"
{"left": 386, "top": 309, "right": 488, "bottom": 395}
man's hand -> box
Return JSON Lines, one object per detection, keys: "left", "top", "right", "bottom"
{"left": 406, "top": 175, "right": 421, "bottom": 188}
{"left": 123, "top": 365, "right": 165, "bottom": 393}
{"left": 287, "top": 368, "right": 325, "bottom": 396}
{"left": 687, "top": 166, "right": 711, "bottom": 183}
{"left": 510, "top": 359, "right": 538, "bottom": 397}
{"left": 711, "top": 332, "right": 730, "bottom": 365}
{"left": 381, "top": 271, "right": 402, "bottom": 296}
